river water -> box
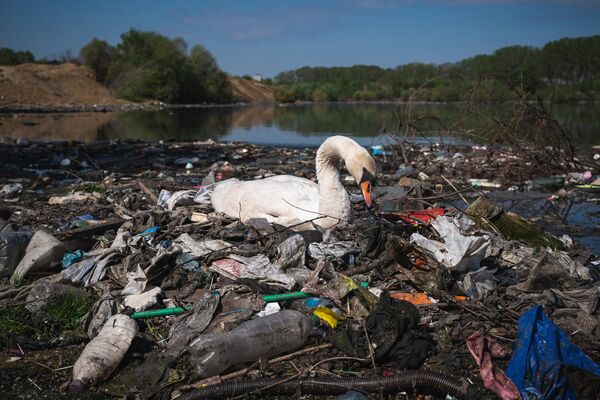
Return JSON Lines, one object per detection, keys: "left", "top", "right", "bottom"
{"left": 1, "top": 103, "right": 598, "bottom": 146}
{"left": 1, "top": 103, "right": 599, "bottom": 252}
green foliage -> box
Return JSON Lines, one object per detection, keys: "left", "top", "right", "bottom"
{"left": 80, "top": 38, "right": 114, "bottom": 83}
{"left": 274, "top": 35, "right": 600, "bottom": 103}
{"left": 273, "top": 85, "right": 297, "bottom": 103}
{"left": 0, "top": 48, "right": 34, "bottom": 65}
{"left": 184, "top": 44, "right": 232, "bottom": 103}
{"left": 80, "top": 29, "right": 231, "bottom": 104}
{"left": 0, "top": 294, "right": 91, "bottom": 348}
{"left": 46, "top": 293, "right": 92, "bottom": 330}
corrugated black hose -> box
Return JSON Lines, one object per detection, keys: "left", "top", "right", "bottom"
{"left": 177, "top": 370, "right": 474, "bottom": 399}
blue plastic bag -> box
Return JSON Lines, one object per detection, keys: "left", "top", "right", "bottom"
{"left": 506, "top": 305, "right": 600, "bottom": 399}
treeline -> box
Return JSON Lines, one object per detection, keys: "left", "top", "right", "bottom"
{"left": 0, "top": 29, "right": 232, "bottom": 104}
{"left": 273, "top": 35, "right": 600, "bottom": 103}
{"left": 0, "top": 48, "right": 34, "bottom": 65}
{"left": 80, "top": 30, "right": 231, "bottom": 104}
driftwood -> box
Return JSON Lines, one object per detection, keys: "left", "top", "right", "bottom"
{"left": 466, "top": 196, "right": 563, "bottom": 249}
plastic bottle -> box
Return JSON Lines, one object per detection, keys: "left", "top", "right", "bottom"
{"left": 0, "top": 231, "right": 32, "bottom": 277}
{"left": 189, "top": 310, "right": 314, "bottom": 378}
{"left": 70, "top": 314, "right": 138, "bottom": 393}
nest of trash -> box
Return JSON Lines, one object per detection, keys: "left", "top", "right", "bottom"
{"left": 1, "top": 138, "right": 600, "bottom": 400}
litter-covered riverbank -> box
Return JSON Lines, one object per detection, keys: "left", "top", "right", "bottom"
{"left": 1, "top": 138, "right": 600, "bottom": 400}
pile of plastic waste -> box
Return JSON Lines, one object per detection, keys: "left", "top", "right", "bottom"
{"left": 1, "top": 138, "right": 600, "bottom": 399}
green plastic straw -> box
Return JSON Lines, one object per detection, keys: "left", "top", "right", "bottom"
{"left": 261, "top": 291, "right": 311, "bottom": 303}
{"left": 130, "top": 292, "right": 312, "bottom": 319}
{"left": 131, "top": 305, "right": 192, "bottom": 319}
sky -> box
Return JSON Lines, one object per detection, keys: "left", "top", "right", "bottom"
{"left": 1, "top": 0, "right": 600, "bottom": 77}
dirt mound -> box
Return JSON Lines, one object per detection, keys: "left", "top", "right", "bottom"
{"left": 0, "top": 63, "right": 273, "bottom": 108}
{"left": 0, "top": 63, "right": 126, "bottom": 108}
{"left": 230, "top": 78, "right": 274, "bottom": 103}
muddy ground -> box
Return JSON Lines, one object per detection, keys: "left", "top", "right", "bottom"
{"left": 1, "top": 138, "right": 599, "bottom": 400}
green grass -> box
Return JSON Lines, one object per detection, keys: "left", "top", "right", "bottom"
{"left": 46, "top": 293, "right": 92, "bottom": 330}
{"left": 0, "top": 304, "right": 28, "bottom": 345}
{"left": 71, "top": 183, "right": 106, "bottom": 193}
{"left": 0, "top": 293, "right": 92, "bottom": 348}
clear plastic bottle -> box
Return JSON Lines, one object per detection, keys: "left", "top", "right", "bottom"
{"left": 189, "top": 309, "right": 314, "bottom": 378}
{"left": 70, "top": 314, "right": 138, "bottom": 393}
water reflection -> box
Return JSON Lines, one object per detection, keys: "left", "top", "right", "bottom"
{"left": 1, "top": 103, "right": 598, "bottom": 145}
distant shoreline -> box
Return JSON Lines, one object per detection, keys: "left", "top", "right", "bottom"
{"left": 1, "top": 99, "right": 599, "bottom": 114}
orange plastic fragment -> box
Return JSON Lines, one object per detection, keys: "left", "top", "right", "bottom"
{"left": 398, "top": 208, "right": 445, "bottom": 225}
{"left": 414, "top": 258, "right": 426, "bottom": 267}
{"left": 389, "top": 292, "right": 433, "bottom": 305}
{"left": 389, "top": 291, "right": 468, "bottom": 305}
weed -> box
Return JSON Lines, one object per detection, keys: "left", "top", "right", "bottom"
{"left": 0, "top": 304, "right": 27, "bottom": 345}
{"left": 46, "top": 293, "right": 92, "bottom": 330}
{"left": 71, "top": 183, "right": 105, "bottom": 193}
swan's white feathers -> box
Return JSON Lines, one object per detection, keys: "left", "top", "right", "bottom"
{"left": 211, "top": 136, "right": 376, "bottom": 229}
{"left": 211, "top": 176, "right": 321, "bottom": 223}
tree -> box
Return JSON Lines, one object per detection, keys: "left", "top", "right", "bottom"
{"left": 57, "top": 49, "right": 79, "bottom": 64}
{"left": 0, "top": 48, "right": 34, "bottom": 65}
{"left": 107, "top": 29, "right": 189, "bottom": 103}
{"left": 80, "top": 38, "right": 114, "bottom": 83}
{"left": 185, "top": 44, "right": 231, "bottom": 103}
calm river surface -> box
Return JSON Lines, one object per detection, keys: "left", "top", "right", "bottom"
{"left": 0, "top": 103, "right": 598, "bottom": 146}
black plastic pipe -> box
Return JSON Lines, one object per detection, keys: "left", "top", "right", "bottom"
{"left": 177, "top": 371, "right": 473, "bottom": 400}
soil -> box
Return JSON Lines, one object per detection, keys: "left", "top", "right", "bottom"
{"left": 0, "top": 63, "right": 126, "bottom": 108}
{"left": 0, "top": 139, "right": 599, "bottom": 400}
{"left": 230, "top": 78, "right": 274, "bottom": 103}
{"left": 0, "top": 63, "right": 274, "bottom": 110}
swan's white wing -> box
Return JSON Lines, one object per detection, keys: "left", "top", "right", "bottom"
{"left": 211, "top": 176, "right": 321, "bottom": 224}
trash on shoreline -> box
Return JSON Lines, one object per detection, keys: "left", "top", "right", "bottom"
{"left": 0, "top": 137, "right": 599, "bottom": 400}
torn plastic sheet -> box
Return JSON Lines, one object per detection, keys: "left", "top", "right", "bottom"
{"left": 506, "top": 305, "right": 600, "bottom": 400}
{"left": 308, "top": 241, "right": 358, "bottom": 261}
{"left": 176, "top": 252, "right": 200, "bottom": 272}
{"left": 62, "top": 230, "right": 130, "bottom": 286}
{"left": 169, "top": 290, "right": 221, "bottom": 352}
{"left": 120, "top": 264, "right": 147, "bottom": 296}
{"left": 274, "top": 234, "right": 306, "bottom": 270}
{"left": 83, "top": 293, "right": 117, "bottom": 338}
{"left": 123, "top": 286, "right": 162, "bottom": 312}
{"left": 144, "top": 245, "right": 181, "bottom": 282}
{"left": 459, "top": 267, "right": 498, "bottom": 300}
{"left": 158, "top": 189, "right": 198, "bottom": 211}
{"left": 193, "top": 184, "right": 216, "bottom": 207}
{"left": 174, "top": 233, "right": 232, "bottom": 258}
{"left": 410, "top": 215, "right": 491, "bottom": 272}
{"left": 551, "top": 248, "right": 592, "bottom": 281}
{"left": 510, "top": 250, "right": 575, "bottom": 293}
{"left": 157, "top": 184, "right": 217, "bottom": 211}
{"left": 467, "top": 332, "right": 520, "bottom": 400}
{"left": 210, "top": 254, "right": 296, "bottom": 290}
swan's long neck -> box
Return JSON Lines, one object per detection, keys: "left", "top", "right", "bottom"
{"left": 315, "top": 137, "right": 352, "bottom": 228}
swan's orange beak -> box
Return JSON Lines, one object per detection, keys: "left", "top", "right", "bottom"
{"left": 360, "top": 181, "right": 373, "bottom": 208}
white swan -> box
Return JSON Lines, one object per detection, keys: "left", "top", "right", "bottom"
{"left": 211, "top": 136, "right": 376, "bottom": 229}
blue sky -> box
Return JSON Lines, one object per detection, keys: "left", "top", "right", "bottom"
{"left": 1, "top": 0, "right": 599, "bottom": 77}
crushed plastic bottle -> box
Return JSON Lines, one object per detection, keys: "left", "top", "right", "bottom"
{"left": 70, "top": 314, "right": 138, "bottom": 393}
{"left": 0, "top": 231, "right": 32, "bottom": 277}
{"left": 189, "top": 309, "right": 314, "bottom": 378}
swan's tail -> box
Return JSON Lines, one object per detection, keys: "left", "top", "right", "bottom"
{"left": 157, "top": 179, "right": 238, "bottom": 211}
